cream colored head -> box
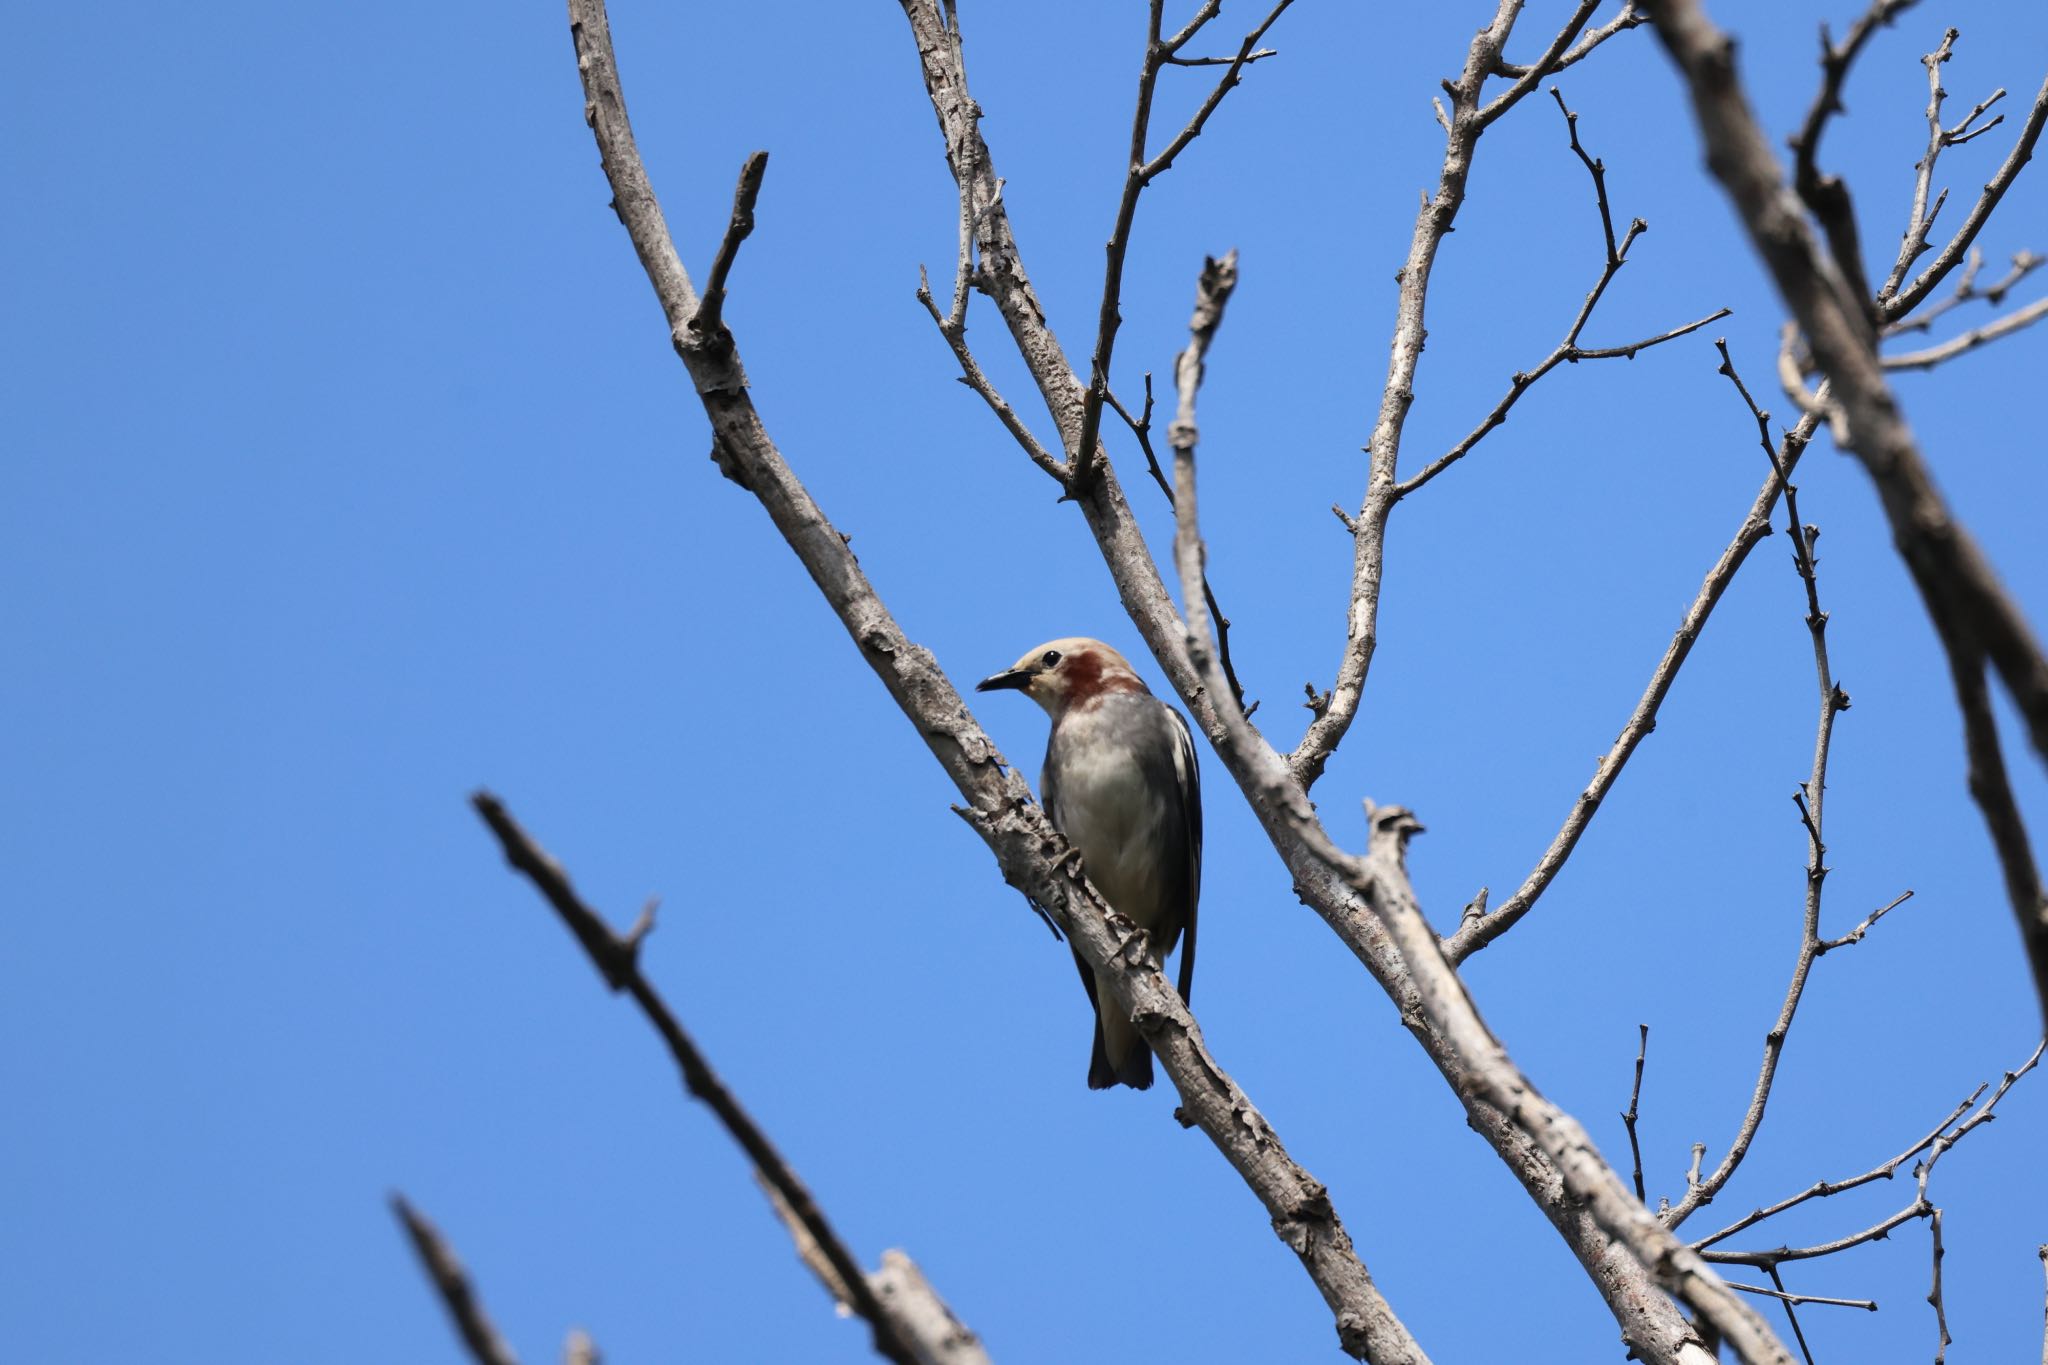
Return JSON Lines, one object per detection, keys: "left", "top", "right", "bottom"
{"left": 975, "top": 637, "right": 1148, "bottom": 717}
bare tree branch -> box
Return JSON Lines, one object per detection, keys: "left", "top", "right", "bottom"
{"left": 473, "top": 791, "right": 951, "bottom": 1365}
{"left": 392, "top": 1193, "right": 522, "bottom": 1365}
{"left": 1169, "top": 253, "right": 1766, "bottom": 1365}
{"left": 1880, "top": 68, "right": 2048, "bottom": 321}
{"left": 1395, "top": 86, "right": 1728, "bottom": 499}
{"left": 1494, "top": 2, "right": 1648, "bottom": 79}
{"left": 1072, "top": 0, "right": 1294, "bottom": 491}
{"left": 1624, "top": 1024, "right": 1650, "bottom": 1204}
{"left": 1725, "top": 1281, "right": 1876, "bottom": 1313}
{"left": 1882, "top": 292, "right": 2048, "bottom": 370}
{"left": 562, "top": 8, "right": 1428, "bottom": 1357}
{"left": 1293, "top": 0, "right": 1603, "bottom": 790}
{"left": 1695, "top": 1038, "right": 2043, "bottom": 1269}
{"left": 1642, "top": 0, "right": 2048, "bottom": 1030}
{"left": 1660, "top": 340, "right": 1856, "bottom": 1231}
{"left": 1787, "top": 0, "right": 1923, "bottom": 319}
{"left": 1447, "top": 392, "right": 1823, "bottom": 963}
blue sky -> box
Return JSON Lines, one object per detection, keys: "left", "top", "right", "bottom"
{"left": 6, "top": 1, "right": 2047, "bottom": 1361}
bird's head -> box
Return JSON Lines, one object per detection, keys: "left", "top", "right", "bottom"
{"left": 975, "top": 636, "right": 1148, "bottom": 718}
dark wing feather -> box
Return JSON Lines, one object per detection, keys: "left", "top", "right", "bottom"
{"left": 1165, "top": 705, "right": 1203, "bottom": 1007}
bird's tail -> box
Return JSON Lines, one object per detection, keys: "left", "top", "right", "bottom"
{"left": 1088, "top": 975, "right": 1154, "bottom": 1090}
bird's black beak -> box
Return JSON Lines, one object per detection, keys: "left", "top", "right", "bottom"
{"left": 976, "top": 668, "right": 1031, "bottom": 693}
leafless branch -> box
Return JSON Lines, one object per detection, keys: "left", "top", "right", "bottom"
{"left": 1882, "top": 292, "right": 2048, "bottom": 369}
{"left": 916, "top": 267, "right": 1066, "bottom": 480}
{"left": 473, "top": 791, "right": 945, "bottom": 1365}
{"left": 1788, "top": 0, "right": 1923, "bottom": 316}
{"left": 1100, "top": 372, "right": 1252, "bottom": 714}
{"left": 1881, "top": 68, "right": 2048, "bottom": 321}
{"left": 1072, "top": 0, "right": 1293, "bottom": 491}
{"left": 1763, "top": 1264, "right": 1818, "bottom": 1365}
{"left": 1168, "top": 238, "right": 1770, "bottom": 1362}
{"left": 392, "top": 1194, "right": 522, "bottom": 1365}
{"left": 1696, "top": 1038, "right": 2043, "bottom": 1269}
{"left": 1725, "top": 1280, "right": 1876, "bottom": 1313}
{"left": 1662, "top": 341, "right": 1854, "bottom": 1232}
{"left": 1295, "top": 0, "right": 1606, "bottom": 789}
{"left": 691, "top": 151, "right": 767, "bottom": 340}
{"left": 566, "top": 9, "right": 1429, "bottom": 1356}
{"left": 1928, "top": 1205, "right": 1953, "bottom": 1363}
{"left": 1447, "top": 384, "right": 1823, "bottom": 964}
{"left": 1624, "top": 1024, "right": 1650, "bottom": 1204}
{"left": 563, "top": 1328, "right": 599, "bottom": 1365}
{"left": 1494, "top": 2, "right": 1648, "bottom": 79}
{"left": 1643, "top": 0, "right": 2048, "bottom": 1031}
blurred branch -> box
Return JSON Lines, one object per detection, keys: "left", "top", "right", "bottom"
{"left": 392, "top": 1194, "right": 522, "bottom": 1365}
{"left": 1644, "top": 0, "right": 2048, "bottom": 1031}
{"left": 473, "top": 791, "right": 950, "bottom": 1365}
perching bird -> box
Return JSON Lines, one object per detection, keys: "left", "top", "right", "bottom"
{"left": 976, "top": 637, "right": 1202, "bottom": 1090}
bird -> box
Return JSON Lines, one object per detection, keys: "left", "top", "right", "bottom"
{"left": 976, "top": 637, "right": 1202, "bottom": 1090}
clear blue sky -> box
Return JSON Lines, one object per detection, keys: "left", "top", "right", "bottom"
{"left": 6, "top": 2, "right": 2047, "bottom": 1361}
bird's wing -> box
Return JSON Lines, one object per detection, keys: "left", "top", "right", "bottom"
{"left": 1165, "top": 704, "right": 1203, "bottom": 1007}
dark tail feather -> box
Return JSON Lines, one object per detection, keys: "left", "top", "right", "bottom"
{"left": 1086, "top": 1010, "right": 1154, "bottom": 1090}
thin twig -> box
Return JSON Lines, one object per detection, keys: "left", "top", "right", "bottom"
{"left": 1698, "top": 1039, "right": 2044, "bottom": 1268}
{"left": 1882, "top": 69, "right": 2048, "bottom": 320}
{"left": 1764, "top": 1263, "right": 1818, "bottom": 1365}
{"left": 1661, "top": 340, "right": 1851, "bottom": 1232}
{"left": 1788, "top": 0, "right": 1923, "bottom": 319}
{"left": 1494, "top": 2, "right": 1648, "bottom": 79}
{"left": 1725, "top": 1280, "right": 1876, "bottom": 1313}
{"left": 1447, "top": 375, "right": 1824, "bottom": 964}
{"left": 1105, "top": 371, "right": 1252, "bottom": 715}
{"left": 392, "top": 1194, "right": 523, "bottom": 1365}
{"left": 1623, "top": 1024, "right": 1649, "bottom": 1204}
{"left": 916, "top": 267, "right": 1066, "bottom": 480}
{"left": 1882, "top": 292, "right": 2048, "bottom": 370}
{"left": 1072, "top": 0, "right": 1293, "bottom": 491}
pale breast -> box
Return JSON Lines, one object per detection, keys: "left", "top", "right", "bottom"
{"left": 1042, "top": 695, "right": 1183, "bottom": 935}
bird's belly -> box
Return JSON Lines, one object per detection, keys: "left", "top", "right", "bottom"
{"left": 1052, "top": 749, "right": 1172, "bottom": 932}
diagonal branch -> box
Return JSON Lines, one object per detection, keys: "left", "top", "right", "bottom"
{"left": 392, "top": 1194, "right": 523, "bottom": 1365}
{"left": 1787, "top": 0, "right": 1923, "bottom": 320}
{"left": 1881, "top": 68, "right": 2048, "bottom": 321}
{"left": 1882, "top": 292, "right": 2048, "bottom": 370}
{"left": 473, "top": 792, "right": 979, "bottom": 1365}
{"left": 1661, "top": 342, "right": 1854, "bottom": 1232}
{"left": 1294, "top": 0, "right": 1602, "bottom": 789}
{"left": 1643, "top": 0, "right": 2048, "bottom": 1030}
{"left": 1447, "top": 391, "right": 1824, "bottom": 963}
{"left": 563, "top": 7, "right": 1425, "bottom": 1357}
{"left": 1072, "top": 0, "right": 1294, "bottom": 491}
{"left": 1169, "top": 251, "right": 1778, "bottom": 1365}
{"left": 1395, "top": 87, "right": 1728, "bottom": 498}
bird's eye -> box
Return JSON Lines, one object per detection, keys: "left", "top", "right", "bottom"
{"left": 1040, "top": 649, "right": 1063, "bottom": 668}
